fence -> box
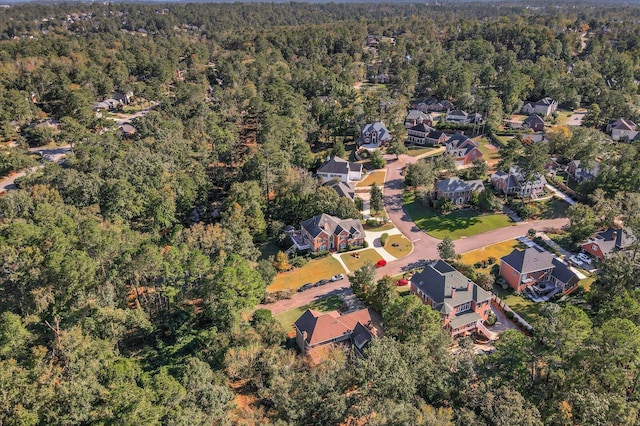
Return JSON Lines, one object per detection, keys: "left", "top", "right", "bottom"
{"left": 492, "top": 295, "right": 534, "bottom": 334}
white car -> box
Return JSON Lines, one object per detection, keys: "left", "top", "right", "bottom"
{"left": 569, "top": 255, "right": 583, "bottom": 266}
{"left": 577, "top": 253, "right": 592, "bottom": 264}
{"left": 331, "top": 274, "right": 345, "bottom": 282}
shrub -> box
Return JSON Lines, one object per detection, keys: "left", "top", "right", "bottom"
{"left": 365, "top": 218, "right": 378, "bottom": 227}
{"left": 380, "top": 233, "right": 389, "bottom": 246}
{"left": 485, "top": 313, "right": 497, "bottom": 326}
{"left": 488, "top": 257, "right": 496, "bottom": 265}
{"left": 474, "top": 262, "right": 483, "bottom": 269}
{"left": 363, "top": 241, "right": 369, "bottom": 248}
{"left": 310, "top": 250, "right": 329, "bottom": 259}
{"left": 505, "top": 310, "right": 515, "bottom": 320}
{"left": 291, "top": 257, "right": 308, "bottom": 268}
{"left": 261, "top": 289, "right": 293, "bottom": 304}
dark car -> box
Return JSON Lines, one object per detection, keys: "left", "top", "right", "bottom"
{"left": 314, "top": 279, "right": 330, "bottom": 287}
{"left": 298, "top": 283, "right": 313, "bottom": 292}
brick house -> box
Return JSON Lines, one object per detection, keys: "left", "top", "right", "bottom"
{"left": 361, "top": 122, "right": 392, "bottom": 147}
{"left": 410, "top": 260, "right": 493, "bottom": 338}
{"left": 581, "top": 227, "right": 635, "bottom": 261}
{"left": 404, "top": 110, "right": 432, "bottom": 128}
{"left": 445, "top": 134, "right": 483, "bottom": 165}
{"left": 522, "top": 97, "right": 558, "bottom": 116}
{"left": 295, "top": 213, "right": 365, "bottom": 253}
{"left": 433, "top": 177, "right": 485, "bottom": 205}
{"left": 523, "top": 114, "right": 545, "bottom": 132}
{"left": 499, "top": 247, "right": 578, "bottom": 294}
{"left": 490, "top": 168, "right": 547, "bottom": 198}
{"left": 294, "top": 308, "right": 379, "bottom": 358}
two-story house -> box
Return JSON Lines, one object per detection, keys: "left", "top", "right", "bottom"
{"left": 296, "top": 213, "right": 365, "bottom": 253}
{"left": 406, "top": 123, "right": 446, "bottom": 146}
{"left": 433, "top": 177, "right": 485, "bottom": 205}
{"left": 445, "top": 110, "right": 482, "bottom": 124}
{"left": 522, "top": 97, "right": 558, "bottom": 116}
{"left": 445, "top": 134, "right": 483, "bottom": 165}
{"left": 500, "top": 247, "right": 579, "bottom": 294}
{"left": 607, "top": 118, "right": 638, "bottom": 141}
{"left": 490, "top": 168, "right": 547, "bottom": 198}
{"left": 361, "top": 122, "right": 392, "bottom": 147}
{"left": 317, "top": 156, "right": 363, "bottom": 183}
{"left": 523, "top": 114, "right": 545, "bottom": 132}
{"left": 404, "top": 110, "right": 432, "bottom": 128}
{"left": 581, "top": 227, "right": 636, "bottom": 261}
{"left": 410, "top": 260, "right": 493, "bottom": 338}
{"left": 567, "top": 159, "right": 600, "bottom": 183}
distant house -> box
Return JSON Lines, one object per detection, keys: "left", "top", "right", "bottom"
{"left": 445, "top": 110, "right": 481, "bottom": 125}
{"left": 294, "top": 213, "right": 365, "bottom": 253}
{"left": 607, "top": 118, "right": 638, "bottom": 141}
{"left": 544, "top": 157, "right": 566, "bottom": 174}
{"left": 407, "top": 122, "right": 446, "bottom": 146}
{"left": 119, "top": 124, "right": 136, "bottom": 137}
{"left": 445, "top": 134, "right": 483, "bottom": 165}
{"left": 433, "top": 177, "right": 485, "bottom": 205}
{"left": 490, "top": 168, "right": 547, "bottom": 198}
{"left": 322, "top": 180, "right": 356, "bottom": 201}
{"left": 500, "top": 247, "right": 579, "bottom": 294}
{"left": 405, "top": 110, "right": 432, "bottom": 128}
{"left": 361, "top": 122, "right": 392, "bottom": 147}
{"left": 93, "top": 98, "right": 122, "bottom": 112}
{"left": 567, "top": 160, "right": 600, "bottom": 182}
{"left": 523, "top": 114, "right": 545, "bottom": 132}
{"left": 522, "top": 97, "right": 558, "bottom": 116}
{"left": 581, "top": 227, "right": 635, "bottom": 261}
{"left": 294, "top": 308, "right": 380, "bottom": 358}
{"left": 113, "top": 90, "right": 134, "bottom": 105}
{"left": 412, "top": 98, "right": 453, "bottom": 113}
{"left": 317, "top": 156, "right": 363, "bottom": 183}
{"left": 371, "top": 73, "right": 390, "bottom": 84}
{"left": 410, "top": 260, "right": 493, "bottom": 338}
{"left": 366, "top": 35, "right": 379, "bottom": 47}
{"left": 520, "top": 133, "right": 549, "bottom": 144}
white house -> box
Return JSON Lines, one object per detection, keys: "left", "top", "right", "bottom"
{"left": 317, "top": 156, "right": 363, "bottom": 183}
{"left": 607, "top": 118, "right": 638, "bottom": 141}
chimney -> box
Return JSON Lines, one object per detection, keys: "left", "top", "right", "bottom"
{"left": 302, "top": 331, "right": 308, "bottom": 341}
{"left": 467, "top": 281, "right": 472, "bottom": 291}
{"left": 450, "top": 288, "right": 456, "bottom": 298}
{"left": 324, "top": 218, "right": 330, "bottom": 231}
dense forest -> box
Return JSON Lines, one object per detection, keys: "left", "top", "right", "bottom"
{"left": 1, "top": 1, "right": 640, "bottom": 424}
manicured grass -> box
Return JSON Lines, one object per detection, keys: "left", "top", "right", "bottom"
{"left": 362, "top": 221, "right": 395, "bottom": 232}
{"left": 340, "top": 249, "right": 382, "bottom": 272}
{"left": 384, "top": 234, "right": 413, "bottom": 259}
{"left": 459, "top": 239, "right": 525, "bottom": 273}
{"left": 476, "top": 137, "right": 501, "bottom": 163}
{"left": 268, "top": 256, "right": 345, "bottom": 292}
{"left": 258, "top": 240, "right": 281, "bottom": 261}
{"left": 554, "top": 110, "right": 574, "bottom": 126}
{"left": 538, "top": 197, "right": 570, "bottom": 219}
{"left": 403, "top": 192, "right": 513, "bottom": 240}
{"left": 275, "top": 295, "right": 344, "bottom": 329}
{"left": 356, "top": 170, "right": 386, "bottom": 187}
{"left": 405, "top": 146, "right": 444, "bottom": 158}
{"left": 579, "top": 276, "right": 595, "bottom": 292}
{"left": 493, "top": 286, "right": 541, "bottom": 325}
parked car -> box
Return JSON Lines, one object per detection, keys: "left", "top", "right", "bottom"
{"left": 375, "top": 259, "right": 387, "bottom": 268}
{"left": 577, "top": 253, "right": 592, "bottom": 264}
{"left": 298, "top": 283, "right": 313, "bottom": 292}
{"left": 396, "top": 278, "right": 409, "bottom": 286}
{"left": 569, "top": 255, "right": 583, "bottom": 266}
{"left": 314, "top": 279, "right": 330, "bottom": 287}
{"left": 330, "top": 274, "right": 344, "bottom": 282}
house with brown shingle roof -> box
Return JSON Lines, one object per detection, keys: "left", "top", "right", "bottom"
{"left": 294, "top": 213, "right": 365, "bottom": 253}
{"left": 294, "top": 308, "right": 379, "bottom": 357}
{"left": 607, "top": 118, "right": 638, "bottom": 141}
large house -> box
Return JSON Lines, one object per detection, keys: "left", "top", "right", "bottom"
{"left": 317, "top": 156, "right": 363, "bottom": 183}
{"left": 412, "top": 98, "right": 453, "bottom": 113}
{"left": 404, "top": 110, "right": 432, "bottom": 128}
{"left": 406, "top": 123, "right": 446, "bottom": 146}
{"left": 322, "top": 180, "right": 356, "bottom": 201}
{"left": 361, "top": 122, "right": 392, "bottom": 147}
{"left": 445, "top": 110, "right": 482, "bottom": 124}
{"left": 433, "top": 177, "right": 485, "bottom": 205}
{"left": 522, "top": 97, "right": 558, "bottom": 116}
{"left": 523, "top": 114, "right": 545, "bottom": 132}
{"left": 567, "top": 159, "right": 600, "bottom": 183}
{"left": 295, "top": 213, "right": 365, "bottom": 253}
{"left": 410, "top": 260, "right": 493, "bottom": 338}
{"left": 294, "top": 308, "right": 379, "bottom": 358}
{"left": 445, "top": 134, "right": 483, "bottom": 165}
{"left": 607, "top": 118, "right": 638, "bottom": 141}
{"left": 490, "top": 168, "right": 547, "bottom": 198}
{"left": 500, "top": 247, "right": 579, "bottom": 294}
{"left": 581, "top": 227, "right": 635, "bottom": 261}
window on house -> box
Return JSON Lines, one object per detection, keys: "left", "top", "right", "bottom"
{"left": 513, "top": 270, "right": 518, "bottom": 276}
{"left": 592, "top": 244, "right": 597, "bottom": 251}
{"left": 456, "top": 302, "right": 471, "bottom": 313}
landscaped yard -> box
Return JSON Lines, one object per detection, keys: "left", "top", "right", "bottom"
{"left": 579, "top": 276, "right": 595, "bottom": 292}
{"left": 275, "top": 295, "right": 344, "bottom": 330}
{"left": 537, "top": 197, "right": 570, "bottom": 219}
{"left": 384, "top": 234, "right": 413, "bottom": 258}
{"left": 475, "top": 137, "right": 501, "bottom": 164}
{"left": 340, "top": 248, "right": 382, "bottom": 272}
{"left": 459, "top": 239, "right": 525, "bottom": 273}
{"left": 553, "top": 110, "right": 574, "bottom": 126}
{"left": 362, "top": 220, "right": 395, "bottom": 232}
{"left": 268, "top": 256, "right": 345, "bottom": 292}
{"left": 356, "top": 170, "right": 386, "bottom": 187}
{"left": 406, "top": 146, "right": 444, "bottom": 158}
{"left": 493, "top": 286, "right": 541, "bottom": 325}
{"left": 404, "top": 191, "right": 514, "bottom": 239}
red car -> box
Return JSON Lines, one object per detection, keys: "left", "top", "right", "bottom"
{"left": 396, "top": 278, "right": 409, "bottom": 286}
{"left": 375, "top": 259, "right": 387, "bottom": 268}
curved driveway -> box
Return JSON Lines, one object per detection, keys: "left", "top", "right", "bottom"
{"left": 259, "top": 152, "right": 569, "bottom": 314}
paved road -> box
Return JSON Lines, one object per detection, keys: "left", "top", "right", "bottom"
{"left": 259, "top": 152, "right": 570, "bottom": 314}
{"left": 0, "top": 146, "right": 71, "bottom": 193}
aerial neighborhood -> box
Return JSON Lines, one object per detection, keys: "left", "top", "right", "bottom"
{"left": 1, "top": 1, "right": 640, "bottom": 424}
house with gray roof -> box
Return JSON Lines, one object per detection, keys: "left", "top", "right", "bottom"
{"left": 499, "top": 246, "right": 579, "bottom": 294}
{"left": 581, "top": 227, "right": 636, "bottom": 261}
{"left": 296, "top": 213, "right": 365, "bottom": 253}
{"left": 317, "top": 156, "right": 363, "bottom": 183}
{"left": 407, "top": 122, "right": 446, "bottom": 146}
{"left": 523, "top": 114, "right": 545, "bottom": 132}
{"left": 322, "top": 180, "right": 356, "bottom": 201}
{"left": 433, "top": 177, "right": 485, "bottom": 205}
{"left": 490, "top": 167, "right": 547, "bottom": 198}
{"left": 410, "top": 260, "right": 493, "bottom": 338}
{"left": 445, "top": 134, "right": 483, "bottom": 165}
{"left": 404, "top": 109, "right": 432, "bottom": 128}
{"left": 607, "top": 118, "right": 638, "bottom": 141}
{"left": 522, "top": 97, "right": 558, "bottom": 116}
{"left": 361, "top": 122, "right": 391, "bottom": 147}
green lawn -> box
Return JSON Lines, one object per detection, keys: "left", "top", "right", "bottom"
{"left": 493, "top": 286, "right": 541, "bottom": 325}
{"left": 268, "top": 256, "right": 345, "bottom": 291}
{"left": 404, "top": 192, "right": 513, "bottom": 239}
{"left": 384, "top": 234, "right": 413, "bottom": 258}
{"left": 341, "top": 248, "right": 383, "bottom": 272}
{"left": 275, "top": 295, "right": 344, "bottom": 330}
{"left": 476, "top": 137, "right": 500, "bottom": 163}
{"left": 406, "top": 146, "right": 444, "bottom": 158}
{"left": 579, "top": 276, "right": 595, "bottom": 292}
{"left": 356, "top": 170, "right": 386, "bottom": 187}
{"left": 554, "top": 110, "right": 574, "bottom": 126}
{"left": 459, "top": 239, "right": 525, "bottom": 273}
{"left": 538, "top": 197, "right": 570, "bottom": 219}
{"left": 362, "top": 221, "right": 395, "bottom": 232}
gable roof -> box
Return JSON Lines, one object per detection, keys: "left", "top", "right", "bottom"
{"left": 410, "top": 260, "right": 492, "bottom": 307}
{"left": 551, "top": 258, "right": 579, "bottom": 285}
{"left": 323, "top": 180, "right": 355, "bottom": 200}
{"left": 435, "top": 177, "right": 484, "bottom": 193}
{"left": 317, "top": 156, "right": 362, "bottom": 175}
{"left": 524, "top": 114, "right": 545, "bottom": 126}
{"left": 300, "top": 213, "right": 364, "bottom": 239}
{"left": 406, "top": 109, "right": 429, "bottom": 121}
{"left": 534, "top": 97, "right": 557, "bottom": 107}
{"left": 610, "top": 118, "right": 637, "bottom": 131}
{"left": 361, "top": 122, "right": 391, "bottom": 140}
{"left": 426, "top": 130, "right": 445, "bottom": 140}
{"left": 409, "top": 122, "right": 434, "bottom": 133}
{"left": 446, "top": 133, "right": 475, "bottom": 147}
{"left": 448, "top": 109, "right": 468, "bottom": 117}
{"left": 500, "top": 247, "right": 554, "bottom": 274}
{"left": 294, "top": 308, "right": 374, "bottom": 347}
{"left": 595, "top": 227, "right": 635, "bottom": 251}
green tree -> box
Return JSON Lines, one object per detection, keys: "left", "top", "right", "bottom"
{"left": 349, "top": 262, "right": 377, "bottom": 302}
{"left": 369, "top": 149, "right": 386, "bottom": 169}
{"left": 387, "top": 139, "right": 408, "bottom": 159}
{"left": 369, "top": 182, "right": 383, "bottom": 214}
{"left": 383, "top": 295, "right": 446, "bottom": 345}
{"left": 567, "top": 203, "right": 597, "bottom": 244}
{"left": 437, "top": 236, "right": 456, "bottom": 260}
